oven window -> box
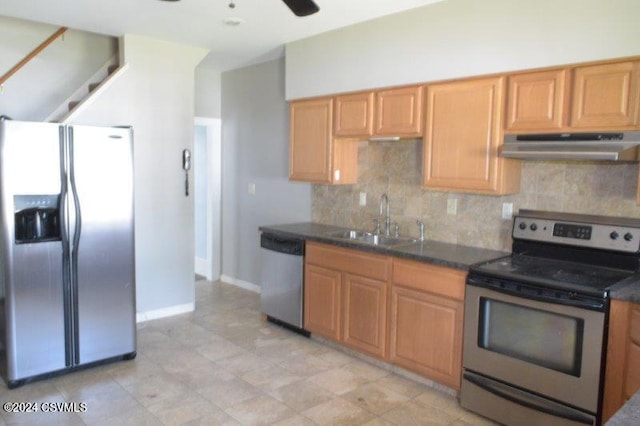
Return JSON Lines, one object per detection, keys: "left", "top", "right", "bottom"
{"left": 478, "top": 298, "right": 584, "bottom": 377}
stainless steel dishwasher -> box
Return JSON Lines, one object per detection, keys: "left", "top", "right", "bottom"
{"left": 259, "top": 233, "right": 307, "bottom": 334}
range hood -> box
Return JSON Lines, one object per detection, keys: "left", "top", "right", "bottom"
{"left": 501, "top": 132, "right": 640, "bottom": 161}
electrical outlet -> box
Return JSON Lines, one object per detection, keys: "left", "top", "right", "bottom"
{"left": 248, "top": 183, "right": 256, "bottom": 196}
{"left": 447, "top": 198, "right": 457, "bottom": 215}
{"left": 502, "top": 202, "right": 513, "bottom": 220}
{"left": 359, "top": 192, "right": 367, "bottom": 206}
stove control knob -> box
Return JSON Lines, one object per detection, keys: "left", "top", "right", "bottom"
{"left": 530, "top": 223, "right": 538, "bottom": 231}
{"left": 624, "top": 232, "right": 634, "bottom": 242}
{"left": 610, "top": 231, "right": 619, "bottom": 240}
{"left": 519, "top": 222, "right": 526, "bottom": 230}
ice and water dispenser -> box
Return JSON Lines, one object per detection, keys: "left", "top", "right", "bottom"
{"left": 14, "top": 195, "right": 61, "bottom": 244}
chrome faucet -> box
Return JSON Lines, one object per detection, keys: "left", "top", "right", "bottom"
{"left": 379, "top": 193, "right": 391, "bottom": 236}
{"left": 372, "top": 218, "right": 381, "bottom": 235}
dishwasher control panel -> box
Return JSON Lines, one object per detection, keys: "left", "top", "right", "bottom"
{"left": 260, "top": 233, "right": 304, "bottom": 255}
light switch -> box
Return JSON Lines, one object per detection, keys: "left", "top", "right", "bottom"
{"left": 359, "top": 192, "right": 367, "bottom": 206}
{"left": 447, "top": 198, "right": 457, "bottom": 215}
{"left": 248, "top": 183, "right": 256, "bottom": 196}
{"left": 502, "top": 202, "right": 513, "bottom": 220}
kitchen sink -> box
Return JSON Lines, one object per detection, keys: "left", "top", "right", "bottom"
{"left": 324, "top": 229, "right": 416, "bottom": 247}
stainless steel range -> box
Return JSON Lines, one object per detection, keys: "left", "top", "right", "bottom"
{"left": 460, "top": 210, "right": 640, "bottom": 426}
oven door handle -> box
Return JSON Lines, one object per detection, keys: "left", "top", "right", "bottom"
{"left": 463, "top": 371, "right": 594, "bottom": 425}
{"left": 466, "top": 275, "right": 606, "bottom": 311}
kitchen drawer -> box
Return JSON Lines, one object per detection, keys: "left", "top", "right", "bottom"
{"left": 392, "top": 258, "right": 465, "bottom": 300}
{"left": 629, "top": 307, "right": 640, "bottom": 345}
{"left": 306, "top": 242, "right": 390, "bottom": 281}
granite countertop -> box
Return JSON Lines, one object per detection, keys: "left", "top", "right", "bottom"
{"left": 259, "top": 222, "right": 508, "bottom": 271}
{"left": 259, "top": 222, "right": 640, "bottom": 302}
{"left": 606, "top": 390, "right": 640, "bottom": 425}
{"left": 609, "top": 277, "right": 640, "bottom": 303}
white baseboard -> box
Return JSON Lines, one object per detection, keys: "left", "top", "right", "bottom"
{"left": 136, "top": 302, "right": 195, "bottom": 323}
{"left": 220, "top": 274, "right": 260, "bottom": 293}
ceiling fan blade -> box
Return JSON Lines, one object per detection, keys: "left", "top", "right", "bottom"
{"left": 281, "top": 0, "right": 320, "bottom": 17}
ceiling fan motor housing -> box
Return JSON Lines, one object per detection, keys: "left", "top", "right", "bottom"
{"left": 282, "top": 0, "right": 320, "bottom": 17}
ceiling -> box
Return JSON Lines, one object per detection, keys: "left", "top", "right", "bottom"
{"left": 0, "top": 0, "right": 445, "bottom": 71}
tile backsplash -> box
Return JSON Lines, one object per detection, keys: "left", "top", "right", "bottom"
{"left": 311, "top": 140, "right": 640, "bottom": 252}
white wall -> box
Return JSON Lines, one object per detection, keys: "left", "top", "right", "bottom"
{"left": 70, "top": 35, "right": 208, "bottom": 319}
{"left": 221, "top": 58, "right": 311, "bottom": 288}
{"left": 194, "top": 125, "right": 208, "bottom": 261}
{"left": 0, "top": 16, "right": 117, "bottom": 120}
{"left": 286, "top": 0, "right": 640, "bottom": 99}
{"left": 193, "top": 117, "right": 222, "bottom": 282}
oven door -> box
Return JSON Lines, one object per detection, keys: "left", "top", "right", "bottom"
{"left": 462, "top": 280, "right": 605, "bottom": 415}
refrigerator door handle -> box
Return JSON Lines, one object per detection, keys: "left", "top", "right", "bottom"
{"left": 59, "top": 126, "right": 75, "bottom": 367}
{"left": 68, "top": 131, "right": 82, "bottom": 255}
{"left": 68, "top": 127, "right": 82, "bottom": 365}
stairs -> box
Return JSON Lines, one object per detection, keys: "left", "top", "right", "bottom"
{"left": 47, "top": 62, "right": 127, "bottom": 123}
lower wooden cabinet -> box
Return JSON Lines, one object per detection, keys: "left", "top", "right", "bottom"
{"left": 389, "top": 259, "right": 465, "bottom": 390}
{"left": 304, "top": 242, "right": 466, "bottom": 389}
{"left": 603, "top": 300, "right": 640, "bottom": 422}
{"left": 304, "top": 242, "right": 390, "bottom": 359}
{"left": 343, "top": 273, "right": 388, "bottom": 358}
{"left": 389, "top": 286, "right": 463, "bottom": 389}
{"left": 304, "top": 263, "right": 342, "bottom": 341}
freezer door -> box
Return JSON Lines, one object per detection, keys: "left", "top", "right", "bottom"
{"left": 0, "top": 120, "right": 67, "bottom": 381}
{"left": 68, "top": 125, "right": 135, "bottom": 365}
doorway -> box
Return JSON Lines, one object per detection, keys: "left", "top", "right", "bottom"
{"left": 194, "top": 117, "right": 221, "bottom": 281}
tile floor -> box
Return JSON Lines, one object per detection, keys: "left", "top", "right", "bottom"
{"left": 0, "top": 280, "right": 497, "bottom": 425}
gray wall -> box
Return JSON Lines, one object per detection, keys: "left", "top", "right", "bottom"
{"left": 221, "top": 58, "right": 311, "bottom": 287}
{"left": 286, "top": 0, "right": 640, "bottom": 99}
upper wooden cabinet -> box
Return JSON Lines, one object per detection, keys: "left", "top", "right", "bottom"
{"left": 291, "top": 56, "right": 639, "bottom": 190}
{"left": 289, "top": 98, "right": 358, "bottom": 185}
{"left": 334, "top": 86, "right": 424, "bottom": 138}
{"left": 505, "top": 60, "right": 640, "bottom": 132}
{"left": 505, "top": 69, "right": 569, "bottom": 131}
{"left": 334, "top": 92, "right": 374, "bottom": 137}
{"left": 374, "top": 86, "right": 424, "bottom": 137}
{"left": 289, "top": 98, "right": 333, "bottom": 183}
{"left": 571, "top": 61, "right": 640, "bottom": 129}
{"left": 423, "top": 76, "right": 520, "bottom": 195}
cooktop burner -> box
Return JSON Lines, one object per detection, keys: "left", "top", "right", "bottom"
{"left": 471, "top": 254, "right": 636, "bottom": 296}
{"left": 468, "top": 210, "right": 640, "bottom": 298}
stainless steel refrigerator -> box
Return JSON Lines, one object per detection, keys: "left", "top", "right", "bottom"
{"left": 0, "top": 119, "right": 136, "bottom": 388}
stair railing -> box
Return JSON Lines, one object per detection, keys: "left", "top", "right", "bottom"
{"left": 0, "top": 27, "right": 68, "bottom": 91}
